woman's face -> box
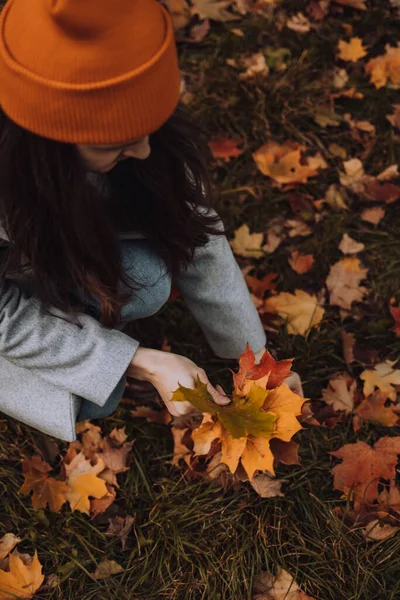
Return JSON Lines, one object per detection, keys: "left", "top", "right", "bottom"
{"left": 77, "top": 135, "right": 151, "bottom": 172}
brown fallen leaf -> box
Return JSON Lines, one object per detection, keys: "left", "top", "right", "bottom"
{"left": 353, "top": 391, "right": 400, "bottom": 431}
{"left": 19, "top": 456, "right": 70, "bottom": 513}
{"left": 331, "top": 436, "right": 400, "bottom": 506}
{"left": 270, "top": 438, "right": 300, "bottom": 466}
{"left": 92, "top": 559, "right": 124, "bottom": 580}
{"left": 230, "top": 224, "right": 264, "bottom": 258}
{"left": 363, "top": 520, "right": 400, "bottom": 541}
{"left": 249, "top": 472, "right": 287, "bottom": 498}
{"left": 0, "top": 536, "right": 44, "bottom": 600}
{"left": 208, "top": 137, "right": 244, "bottom": 161}
{"left": 253, "top": 566, "right": 315, "bottom": 600}
{"left": 245, "top": 272, "right": 278, "bottom": 298}
{"left": 360, "top": 206, "right": 385, "bottom": 225}
{"left": 321, "top": 373, "right": 357, "bottom": 413}
{"left": 107, "top": 515, "right": 135, "bottom": 551}
{"left": 339, "top": 233, "right": 365, "bottom": 255}
{"left": 326, "top": 257, "right": 368, "bottom": 310}
{"left": 288, "top": 251, "right": 314, "bottom": 274}
{"left": 360, "top": 361, "right": 400, "bottom": 400}
{"left": 264, "top": 290, "right": 325, "bottom": 336}
{"left": 338, "top": 37, "right": 367, "bottom": 62}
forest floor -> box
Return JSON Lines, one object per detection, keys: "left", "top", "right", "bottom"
{"left": 1, "top": 1, "right": 400, "bottom": 599}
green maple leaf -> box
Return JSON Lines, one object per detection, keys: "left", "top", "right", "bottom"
{"left": 171, "top": 376, "right": 277, "bottom": 439}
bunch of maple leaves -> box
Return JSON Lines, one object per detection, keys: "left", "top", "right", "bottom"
{"left": 168, "top": 344, "right": 305, "bottom": 497}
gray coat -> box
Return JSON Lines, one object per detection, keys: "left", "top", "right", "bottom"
{"left": 0, "top": 173, "right": 267, "bottom": 441}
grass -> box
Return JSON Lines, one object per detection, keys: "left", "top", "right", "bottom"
{"left": 2, "top": 0, "right": 400, "bottom": 598}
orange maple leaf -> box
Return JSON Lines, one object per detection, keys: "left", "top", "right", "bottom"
{"left": 253, "top": 141, "right": 326, "bottom": 186}
{"left": 0, "top": 535, "right": 44, "bottom": 600}
{"left": 331, "top": 436, "right": 400, "bottom": 505}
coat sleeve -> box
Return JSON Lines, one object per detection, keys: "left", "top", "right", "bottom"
{"left": 174, "top": 207, "right": 267, "bottom": 359}
{"left": 0, "top": 277, "right": 139, "bottom": 406}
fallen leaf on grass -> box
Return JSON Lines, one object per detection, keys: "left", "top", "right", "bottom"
{"left": 270, "top": 438, "right": 300, "bottom": 466}
{"left": 360, "top": 361, "right": 400, "bottom": 400}
{"left": 239, "top": 53, "right": 269, "bottom": 79}
{"left": 338, "top": 37, "right": 367, "bottom": 62}
{"left": 253, "top": 141, "right": 327, "bottom": 186}
{"left": 249, "top": 472, "right": 287, "bottom": 498}
{"left": 107, "top": 515, "right": 136, "bottom": 551}
{"left": 92, "top": 559, "right": 124, "bottom": 580}
{"left": 339, "top": 233, "right": 365, "bottom": 255}
{"left": 264, "top": 290, "right": 325, "bottom": 336}
{"left": 339, "top": 159, "right": 400, "bottom": 202}
{"left": 245, "top": 272, "right": 278, "bottom": 297}
{"left": 208, "top": 137, "right": 244, "bottom": 161}
{"left": 326, "top": 257, "right": 368, "bottom": 310}
{"left": 230, "top": 224, "right": 264, "bottom": 258}
{"left": 363, "top": 520, "right": 400, "bottom": 541}
{"left": 288, "top": 251, "right": 314, "bottom": 274}
{"left": 19, "top": 456, "right": 70, "bottom": 513}
{"left": 360, "top": 206, "right": 385, "bottom": 225}
{"left": 321, "top": 373, "right": 357, "bottom": 413}
{"left": 286, "top": 219, "right": 313, "bottom": 238}
{"left": 0, "top": 535, "right": 44, "bottom": 600}
{"left": 190, "top": 0, "right": 240, "bottom": 21}
{"left": 353, "top": 391, "right": 400, "bottom": 431}
{"left": 286, "top": 12, "right": 311, "bottom": 33}
{"left": 331, "top": 436, "right": 400, "bottom": 506}
{"left": 253, "top": 566, "right": 314, "bottom": 600}
{"left": 333, "top": 0, "right": 366, "bottom": 8}
{"left": 365, "top": 44, "right": 400, "bottom": 89}
{"left": 63, "top": 453, "right": 108, "bottom": 515}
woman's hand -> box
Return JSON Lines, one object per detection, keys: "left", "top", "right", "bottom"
{"left": 126, "top": 347, "right": 231, "bottom": 417}
{"left": 254, "top": 347, "right": 304, "bottom": 397}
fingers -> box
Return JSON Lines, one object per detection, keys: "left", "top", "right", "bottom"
{"left": 206, "top": 381, "right": 231, "bottom": 406}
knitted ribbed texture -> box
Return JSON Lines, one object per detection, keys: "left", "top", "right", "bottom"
{"left": 0, "top": 0, "right": 181, "bottom": 143}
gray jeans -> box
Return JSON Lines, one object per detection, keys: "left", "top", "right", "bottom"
{"left": 77, "top": 238, "right": 172, "bottom": 421}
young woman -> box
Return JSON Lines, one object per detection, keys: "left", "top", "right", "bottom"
{"left": 0, "top": 0, "right": 301, "bottom": 442}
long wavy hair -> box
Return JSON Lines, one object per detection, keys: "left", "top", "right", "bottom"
{"left": 0, "top": 102, "right": 224, "bottom": 327}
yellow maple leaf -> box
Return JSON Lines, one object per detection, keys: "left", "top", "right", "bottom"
{"left": 230, "top": 223, "right": 264, "bottom": 258}
{"left": 63, "top": 453, "right": 108, "bottom": 515}
{"left": 338, "top": 37, "right": 368, "bottom": 62}
{"left": 0, "top": 537, "right": 44, "bottom": 600}
{"left": 264, "top": 290, "right": 324, "bottom": 336}
{"left": 253, "top": 141, "right": 324, "bottom": 185}
{"left": 360, "top": 361, "right": 400, "bottom": 401}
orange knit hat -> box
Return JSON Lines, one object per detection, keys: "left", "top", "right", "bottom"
{"left": 0, "top": 0, "right": 181, "bottom": 144}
